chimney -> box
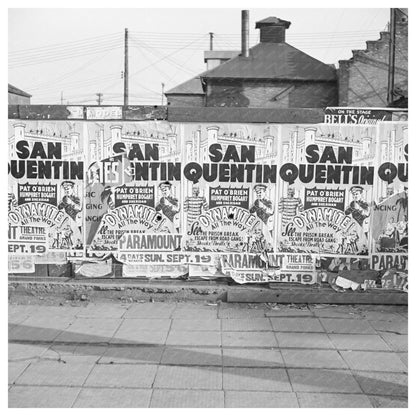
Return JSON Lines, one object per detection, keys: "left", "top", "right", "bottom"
{"left": 255, "top": 17, "right": 291, "bottom": 43}
{"left": 241, "top": 10, "right": 249, "bottom": 57}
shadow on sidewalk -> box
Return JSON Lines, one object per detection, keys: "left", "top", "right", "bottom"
{"left": 8, "top": 322, "right": 408, "bottom": 401}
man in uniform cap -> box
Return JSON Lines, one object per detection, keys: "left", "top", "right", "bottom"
{"left": 345, "top": 186, "right": 370, "bottom": 227}
{"left": 58, "top": 181, "right": 82, "bottom": 221}
{"left": 249, "top": 184, "right": 274, "bottom": 235}
{"left": 155, "top": 181, "right": 180, "bottom": 232}
{"left": 345, "top": 186, "right": 370, "bottom": 239}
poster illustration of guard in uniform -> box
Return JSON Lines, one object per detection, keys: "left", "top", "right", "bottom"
{"left": 180, "top": 124, "right": 279, "bottom": 255}
{"left": 277, "top": 124, "right": 375, "bottom": 255}
{"left": 8, "top": 121, "right": 84, "bottom": 255}
{"left": 371, "top": 122, "right": 408, "bottom": 253}
{"left": 85, "top": 122, "right": 182, "bottom": 265}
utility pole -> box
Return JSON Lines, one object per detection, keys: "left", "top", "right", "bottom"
{"left": 96, "top": 93, "right": 103, "bottom": 105}
{"left": 161, "top": 83, "right": 165, "bottom": 105}
{"left": 209, "top": 32, "right": 214, "bottom": 50}
{"left": 124, "top": 28, "right": 129, "bottom": 106}
{"left": 60, "top": 91, "right": 64, "bottom": 105}
{"left": 387, "top": 8, "right": 396, "bottom": 106}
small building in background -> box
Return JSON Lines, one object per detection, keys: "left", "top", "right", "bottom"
{"left": 164, "top": 76, "right": 206, "bottom": 107}
{"left": 204, "top": 50, "right": 240, "bottom": 71}
{"left": 8, "top": 84, "right": 31, "bottom": 105}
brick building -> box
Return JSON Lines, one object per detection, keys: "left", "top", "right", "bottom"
{"left": 338, "top": 8, "right": 408, "bottom": 108}
{"left": 165, "top": 16, "right": 338, "bottom": 108}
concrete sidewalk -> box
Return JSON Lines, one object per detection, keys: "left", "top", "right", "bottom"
{"left": 9, "top": 301, "right": 408, "bottom": 408}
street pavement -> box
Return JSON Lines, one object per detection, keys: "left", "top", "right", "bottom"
{"left": 8, "top": 301, "right": 408, "bottom": 408}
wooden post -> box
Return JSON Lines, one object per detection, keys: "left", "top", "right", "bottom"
{"left": 387, "top": 8, "right": 396, "bottom": 106}
{"left": 124, "top": 28, "right": 129, "bottom": 106}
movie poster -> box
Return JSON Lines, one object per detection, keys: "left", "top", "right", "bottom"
{"left": 180, "top": 124, "right": 279, "bottom": 256}
{"left": 84, "top": 122, "right": 183, "bottom": 266}
{"left": 220, "top": 252, "right": 316, "bottom": 284}
{"left": 277, "top": 124, "right": 375, "bottom": 256}
{"left": 7, "top": 116, "right": 408, "bottom": 289}
{"left": 8, "top": 121, "right": 84, "bottom": 255}
{"left": 371, "top": 122, "right": 408, "bottom": 254}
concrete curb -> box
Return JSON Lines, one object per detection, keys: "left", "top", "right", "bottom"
{"left": 227, "top": 287, "right": 408, "bottom": 305}
{"left": 8, "top": 277, "right": 408, "bottom": 305}
{"left": 8, "top": 278, "right": 229, "bottom": 304}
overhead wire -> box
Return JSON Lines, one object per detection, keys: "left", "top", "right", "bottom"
{"left": 32, "top": 74, "right": 120, "bottom": 95}
{"left": 169, "top": 45, "right": 203, "bottom": 82}
{"left": 9, "top": 42, "right": 121, "bottom": 68}
{"left": 9, "top": 32, "right": 121, "bottom": 55}
{"left": 130, "top": 38, "right": 179, "bottom": 84}
{"left": 9, "top": 37, "right": 121, "bottom": 62}
{"left": 11, "top": 25, "right": 400, "bottom": 105}
{"left": 9, "top": 47, "right": 121, "bottom": 69}
{"left": 100, "top": 34, "right": 207, "bottom": 95}
{"left": 9, "top": 29, "right": 387, "bottom": 65}
{"left": 27, "top": 47, "right": 120, "bottom": 91}
{"left": 129, "top": 29, "right": 382, "bottom": 37}
{"left": 9, "top": 29, "right": 385, "bottom": 56}
{"left": 130, "top": 37, "right": 198, "bottom": 78}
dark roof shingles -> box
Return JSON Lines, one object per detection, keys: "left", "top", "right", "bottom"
{"left": 200, "top": 43, "right": 337, "bottom": 81}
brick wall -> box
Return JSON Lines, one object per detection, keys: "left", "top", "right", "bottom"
{"left": 288, "top": 82, "right": 338, "bottom": 108}
{"left": 338, "top": 9, "right": 408, "bottom": 107}
{"left": 205, "top": 80, "right": 249, "bottom": 107}
{"left": 206, "top": 79, "right": 337, "bottom": 108}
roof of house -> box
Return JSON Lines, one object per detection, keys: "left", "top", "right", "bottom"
{"left": 199, "top": 42, "right": 337, "bottom": 81}
{"left": 8, "top": 83, "right": 32, "bottom": 97}
{"left": 165, "top": 76, "right": 204, "bottom": 95}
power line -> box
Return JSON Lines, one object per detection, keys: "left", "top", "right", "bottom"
{"left": 129, "top": 29, "right": 381, "bottom": 37}
{"left": 9, "top": 46, "right": 121, "bottom": 69}
{"left": 10, "top": 29, "right": 383, "bottom": 58}
{"left": 9, "top": 28, "right": 384, "bottom": 55}
{"left": 9, "top": 40, "right": 121, "bottom": 67}
{"left": 100, "top": 34, "right": 207, "bottom": 94}
{"left": 130, "top": 37, "right": 198, "bottom": 76}
{"left": 9, "top": 32, "right": 121, "bottom": 55}
{"left": 31, "top": 74, "right": 120, "bottom": 95}
{"left": 9, "top": 40, "right": 121, "bottom": 63}
{"left": 27, "top": 47, "right": 119, "bottom": 91}
{"left": 12, "top": 24, "right": 400, "bottom": 106}
{"left": 9, "top": 29, "right": 387, "bottom": 67}
{"left": 130, "top": 40, "right": 176, "bottom": 84}
{"left": 169, "top": 46, "right": 202, "bottom": 82}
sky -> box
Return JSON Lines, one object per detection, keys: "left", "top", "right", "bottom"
{"left": 8, "top": 8, "right": 391, "bottom": 105}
